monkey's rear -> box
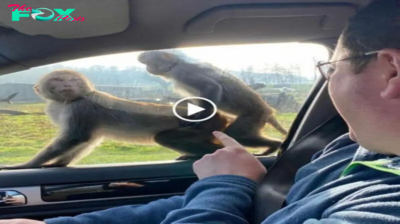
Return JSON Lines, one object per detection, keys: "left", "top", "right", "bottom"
{"left": 139, "top": 53, "right": 288, "bottom": 156}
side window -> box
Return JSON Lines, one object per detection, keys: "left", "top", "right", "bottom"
{"left": 0, "top": 43, "right": 329, "bottom": 167}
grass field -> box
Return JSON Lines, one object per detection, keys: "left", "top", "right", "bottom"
{"left": 0, "top": 103, "right": 296, "bottom": 166}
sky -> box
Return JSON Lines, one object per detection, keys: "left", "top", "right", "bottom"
{"left": 60, "top": 42, "right": 330, "bottom": 79}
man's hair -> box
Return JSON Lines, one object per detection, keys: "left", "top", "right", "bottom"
{"left": 341, "top": 0, "right": 400, "bottom": 72}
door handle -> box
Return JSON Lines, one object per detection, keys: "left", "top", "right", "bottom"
{"left": 0, "top": 190, "right": 27, "bottom": 207}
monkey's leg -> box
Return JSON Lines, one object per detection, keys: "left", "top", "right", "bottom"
{"left": 49, "top": 137, "right": 103, "bottom": 167}
{"left": 180, "top": 74, "right": 224, "bottom": 121}
{"left": 251, "top": 139, "right": 282, "bottom": 156}
{"left": 1, "top": 135, "right": 93, "bottom": 170}
{"left": 224, "top": 114, "right": 283, "bottom": 156}
{"left": 154, "top": 129, "right": 223, "bottom": 161}
{"left": 268, "top": 116, "right": 288, "bottom": 135}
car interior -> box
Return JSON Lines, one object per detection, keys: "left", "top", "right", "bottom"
{"left": 0, "top": 0, "right": 370, "bottom": 223}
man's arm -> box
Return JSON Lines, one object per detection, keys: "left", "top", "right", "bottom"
{"left": 43, "top": 196, "right": 184, "bottom": 224}
{"left": 0, "top": 196, "right": 184, "bottom": 224}
{"left": 44, "top": 175, "right": 256, "bottom": 224}
{"left": 161, "top": 175, "right": 257, "bottom": 224}
{"left": 160, "top": 131, "right": 266, "bottom": 224}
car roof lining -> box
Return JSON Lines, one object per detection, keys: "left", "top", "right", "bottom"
{"left": 0, "top": 0, "right": 372, "bottom": 76}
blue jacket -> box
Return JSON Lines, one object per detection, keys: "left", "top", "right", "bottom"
{"left": 45, "top": 134, "right": 400, "bottom": 224}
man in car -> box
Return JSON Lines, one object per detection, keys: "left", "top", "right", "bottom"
{"left": 2, "top": 0, "right": 400, "bottom": 223}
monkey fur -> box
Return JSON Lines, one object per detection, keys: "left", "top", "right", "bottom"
{"left": 1, "top": 69, "right": 229, "bottom": 170}
{"left": 138, "top": 50, "right": 288, "bottom": 156}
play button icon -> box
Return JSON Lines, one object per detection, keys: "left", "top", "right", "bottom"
{"left": 187, "top": 103, "right": 205, "bottom": 116}
{"left": 173, "top": 97, "right": 217, "bottom": 122}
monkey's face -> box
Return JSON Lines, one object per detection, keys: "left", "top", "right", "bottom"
{"left": 35, "top": 71, "right": 94, "bottom": 103}
{"left": 138, "top": 51, "right": 179, "bottom": 76}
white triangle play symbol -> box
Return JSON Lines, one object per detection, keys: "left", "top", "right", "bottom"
{"left": 187, "top": 103, "right": 206, "bottom": 116}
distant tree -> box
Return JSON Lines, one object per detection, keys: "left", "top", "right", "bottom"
{"left": 263, "top": 63, "right": 303, "bottom": 85}
{"left": 239, "top": 66, "right": 256, "bottom": 84}
{"left": 312, "top": 56, "right": 319, "bottom": 82}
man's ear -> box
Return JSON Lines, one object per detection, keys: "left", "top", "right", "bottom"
{"left": 379, "top": 49, "right": 400, "bottom": 99}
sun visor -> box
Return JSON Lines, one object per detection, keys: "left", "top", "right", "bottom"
{"left": 0, "top": 0, "right": 129, "bottom": 39}
{"left": 185, "top": 4, "right": 356, "bottom": 35}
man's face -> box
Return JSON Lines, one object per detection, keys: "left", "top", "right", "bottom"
{"left": 328, "top": 39, "right": 400, "bottom": 155}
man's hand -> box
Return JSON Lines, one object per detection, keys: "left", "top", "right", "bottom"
{"left": 0, "top": 219, "right": 44, "bottom": 224}
{"left": 193, "top": 131, "right": 267, "bottom": 182}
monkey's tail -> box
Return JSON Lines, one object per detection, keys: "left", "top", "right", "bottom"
{"left": 268, "top": 117, "right": 288, "bottom": 135}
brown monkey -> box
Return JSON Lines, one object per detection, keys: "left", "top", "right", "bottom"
{"left": 1, "top": 69, "right": 228, "bottom": 170}
{"left": 138, "top": 51, "right": 288, "bottom": 156}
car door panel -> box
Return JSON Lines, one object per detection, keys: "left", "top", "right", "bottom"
{"left": 0, "top": 157, "right": 277, "bottom": 220}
